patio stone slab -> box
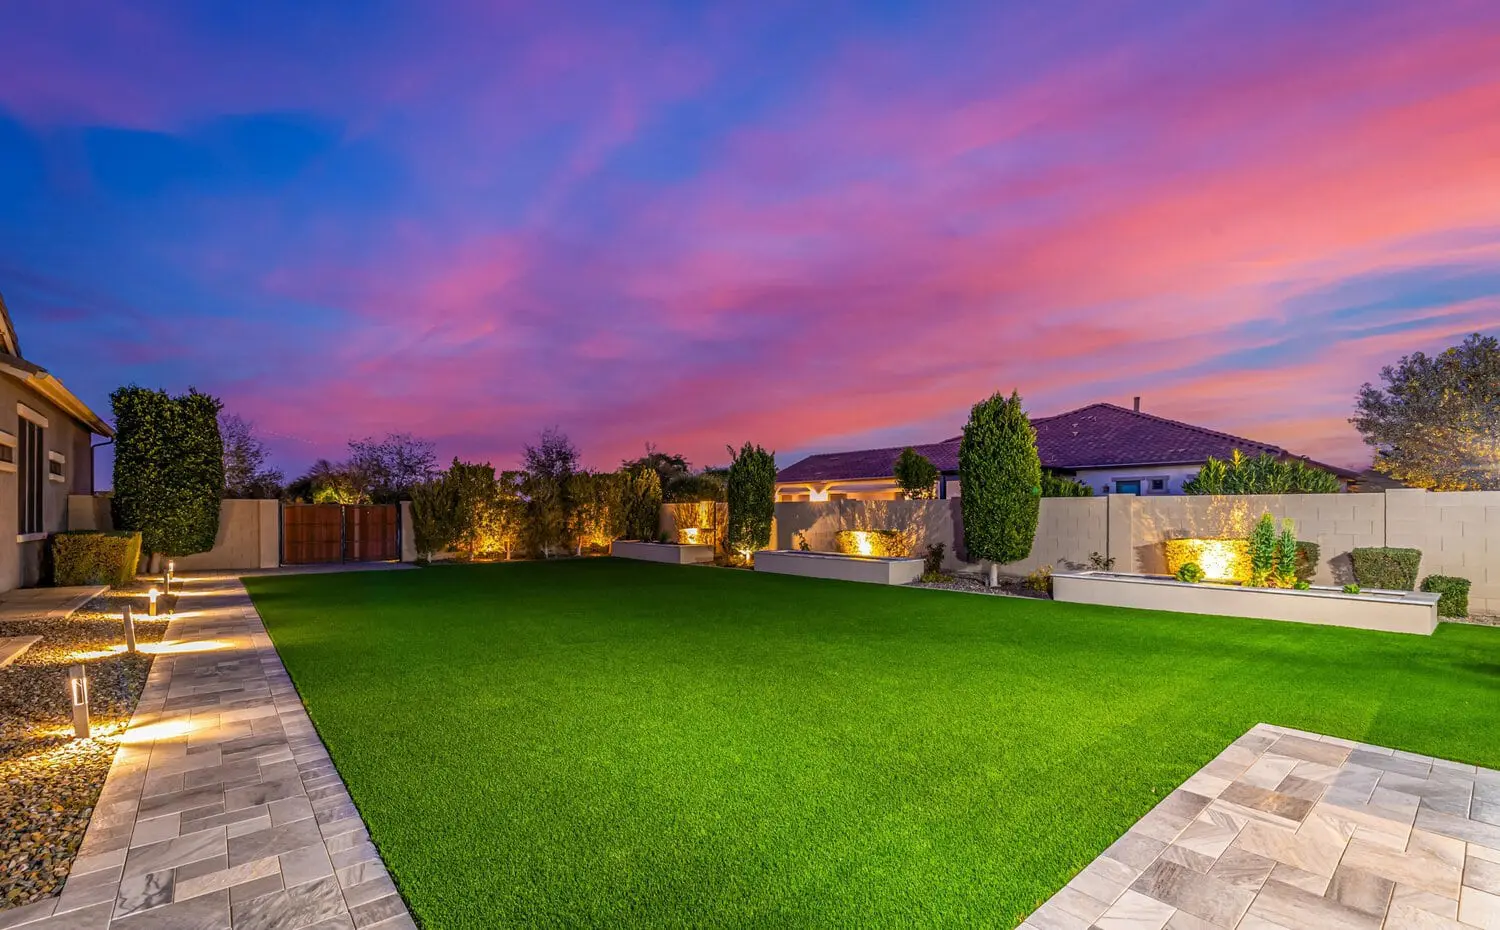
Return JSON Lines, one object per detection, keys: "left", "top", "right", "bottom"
{"left": 5, "top": 575, "right": 412, "bottom": 929}
{"left": 1024, "top": 723, "right": 1500, "bottom": 930}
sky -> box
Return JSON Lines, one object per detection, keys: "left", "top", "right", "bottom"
{"left": 4, "top": 0, "right": 1499, "bottom": 479}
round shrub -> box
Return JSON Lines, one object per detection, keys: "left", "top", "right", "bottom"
{"left": 1175, "top": 562, "right": 1206, "bottom": 584}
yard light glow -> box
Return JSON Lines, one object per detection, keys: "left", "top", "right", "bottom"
{"left": 148, "top": 587, "right": 159, "bottom": 617}
{"left": 123, "top": 604, "right": 137, "bottom": 654}
{"left": 68, "top": 664, "right": 90, "bottom": 738}
{"left": 681, "top": 527, "right": 701, "bottom": 544}
{"left": 849, "top": 531, "right": 875, "bottom": 556}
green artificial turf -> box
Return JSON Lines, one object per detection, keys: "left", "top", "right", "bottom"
{"left": 244, "top": 561, "right": 1500, "bottom": 928}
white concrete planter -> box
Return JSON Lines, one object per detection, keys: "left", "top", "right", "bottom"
{"left": 1052, "top": 571, "right": 1440, "bottom": 636}
{"left": 753, "top": 549, "right": 924, "bottom": 586}
{"left": 610, "top": 540, "right": 715, "bottom": 564}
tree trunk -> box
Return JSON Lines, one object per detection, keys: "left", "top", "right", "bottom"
{"left": 987, "top": 562, "right": 999, "bottom": 588}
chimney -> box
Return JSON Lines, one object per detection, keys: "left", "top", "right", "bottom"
{"left": 1133, "top": 396, "right": 1141, "bottom": 412}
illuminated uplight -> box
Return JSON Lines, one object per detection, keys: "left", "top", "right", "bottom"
{"left": 680, "top": 527, "right": 701, "bottom": 544}
{"left": 70, "top": 645, "right": 127, "bottom": 661}
{"left": 1163, "top": 538, "right": 1249, "bottom": 583}
{"left": 850, "top": 531, "right": 874, "bottom": 556}
{"left": 139, "top": 640, "right": 232, "bottom": 655}
{"left": 148, "top": 587, "right": 160, "bottom": 617}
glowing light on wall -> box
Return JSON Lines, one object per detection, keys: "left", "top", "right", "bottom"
{"left": 117, "top": 719, "right": 197, "bottom": 745}
{"left": 1163, "top": 538, "right": 1250, "bottom": 583}
{"left": 680, "top": 527, "right": 701, "bottom": 544}
{"left": 850, "top": 531, "right": 874, "bottom": 556}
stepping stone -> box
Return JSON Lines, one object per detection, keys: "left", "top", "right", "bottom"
{"left": 0, "top": 634, "right": 42, "bottom": 667}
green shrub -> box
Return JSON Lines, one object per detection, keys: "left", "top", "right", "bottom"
{"left": 1274, "top": 520, "right": 1299, "bottom": 588}
{"left": 726, "top": 442, "right": 776, "bottom": 558}
{"left": 959, "top": 391, "right": 1042, "bottom": 584}
{"left": 1420, "top": 575, "right": 1471, "bottom": 618}
{"left": 1175, "top": 562, "right": 1205, "bottom": 584}
{"left": 1181, "top": 449, "right": 1341, "bottom": 494}
{"left": 111, "top": 386, "right": 225, "bottom": 556}
{"left": 923, "top": 543, "right": 946, "bottom": 575}
{"left": 1343, "top": 583, "right": 1362, "bottom": 595}
{"left": 1022, "top": 565, "right": 1053, "bottom": 594}
{"left": 1249, "top": 514, "right": 1278, "bottom": 586}
{"left": 1351, "top": 547, "right": 1422, "bottom": 590}
{"left": 1040, "top": 472, "right": 1093, "bottom": 497}
{"left": 893, "top": 448, "right": 939, "bottom": 499}
{"left": 51, "top": 531, "right": 142, "bottom": 587}
{"left": 1294, "top": 541, "right": 1321, "bottom": 583}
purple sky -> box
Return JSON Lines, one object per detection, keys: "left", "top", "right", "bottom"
{"left": 4, "top": 1, "right": 1499, "bottom": 478}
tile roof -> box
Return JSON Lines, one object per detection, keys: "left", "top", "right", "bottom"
{"left": 775, "top": 403, "right": 1348, "bottom": 483}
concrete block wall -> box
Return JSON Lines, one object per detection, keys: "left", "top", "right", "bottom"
{"left": 69, "top": 496, "right": 280, "bottom": 571}
{"left": 1385, "top": 489, "right": 1500, "bottom": 614}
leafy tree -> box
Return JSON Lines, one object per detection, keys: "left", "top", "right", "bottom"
{"left": 664, "top": 470, "right": 727, "bottom": 503}
{"left": 522, "top": 428, "right": 578, "bottom": 557}
{"left": 220, "top": 413, "right": 284, "bottom": 499}
{"left": 1040, "top": 471, "right": 1093, "bottom": 497}
{"left": 725, "top": 442, "right": 776, "bottom": 559}
{"left": 1181, "top": 450, "right": 1340, "bottom": 494}
{"left": 1351, "top": 332, "right": 1500, "bottom": 490}
{"left": 445, "top": 458, "right": 501, "bottom": 560}
{"left": 111, "top": 386, "right": 226, "bottom": 558}
{"left": 286, "top": 459, "right": 368, "bottom": 504}
{"left": 347, "top": 432, "right": 437, "bottom": 501}
{"left": 893, "top": 447, "right": 939, "bottom": 499}
{"left": 959, "top": 391, "right": 1041, "bottom": 586}
{"left": 568, "top": 470, "right": 626, "bottom": 553}
{"left": 621, "top": 443, "right": 691, "bottom": 488}
{"left": 619, "top": 466, "right": 664, "bottom": 540}
{"left": 409, "top": 476, "right": 460, "bottom": 560}
{"left": 488, "top": 470, "right": 527, "bottom": 559}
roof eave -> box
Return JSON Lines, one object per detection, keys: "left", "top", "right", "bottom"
{"left": 0, "top": 356, "right": 113, "bottom": 437}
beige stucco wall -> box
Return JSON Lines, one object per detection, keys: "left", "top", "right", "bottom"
{"left": 169, "top": 499, "right": 281, "bottom": 571}
{"left": 0, "top": 380, "right": 98, "bottom": 592}
{"left": 1385, "top": 489, "right": 1500, "bottom": 615}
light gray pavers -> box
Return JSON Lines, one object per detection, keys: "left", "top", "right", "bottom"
{"left": 1023, "top": 723, "right": 1500, "bottom": 930}
{"left": 7, "top": 575, "right": 414, "bottom": 929}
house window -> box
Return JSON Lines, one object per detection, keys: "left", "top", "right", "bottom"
{"left": 1114, "top": 479, "right": 1142, "bottom": 495}
{"left": 48, "top": 451, "right": 67, "bottom": 483}
{"left": 1149, "top": 478, "right": 1167, "bottom": 493}
{"left": 0, "top": 430, "right": 14, "bottom": 473}
{"left": 17, "top": 416, "right": 44, "bottom": 537}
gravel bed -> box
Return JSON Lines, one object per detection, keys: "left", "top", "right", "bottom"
{"left": 0, "top": 586, "right": 166, "bottom": 910}
{"left": 908, "top": 574, "right": 1052, "bottom": 599}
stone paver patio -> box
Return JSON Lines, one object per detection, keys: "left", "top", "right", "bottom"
{"left": 1025, "top": 723, "right": 1500, "bottom": 930}
{"left": 0, "top": 585, "right": 108, "bottom": 623}
{"left": 0, "top": 574, "right": 414, "bottom": 930}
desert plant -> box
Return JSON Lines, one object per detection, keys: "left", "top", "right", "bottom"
{"left": 1351, "top": 547, "right": 1422, "bottom": 590}
{"left": 726, "top": 442, "right": 776, "bottom": 559}
{"left": 1343, "top": 583, "right": 1362, "bottom": 595}
{"left": 1175, "top": 562, "right": 1205, "bottom": 584}
{"left": 111, "top": 385, "right": 225, "bottom": 559}
{"left": 1248, "top": 514, "right": 1278, "bottom": 586}
{"left": 1420, "top": 575, "right": 1471, "bottom": 618}
{"left": 959, "top": 390, "right": 1042, "bottom": 586}
{"left": 1181, "top": 450, "right": 1342, "bottom": 494}
{"left": 893, "top": 447, "right": 939, "bottom": 499}
{"left": 1274, "top": 519, "right": 1300, "bottom": 588}
{"left": 1088, "top": 551, "right": 1115, "bottom": 571}
{"left": 50, "top": 531, "right": 142, "bottom": 587}
{"left": 924, "top": 542, "right": 947, "bottom": 575}
{"left": 1023, "top": 565, "right": 1053, "bottom": 594}
{"left": 1041, "top": 472, "right": 1093, "bottom": 497}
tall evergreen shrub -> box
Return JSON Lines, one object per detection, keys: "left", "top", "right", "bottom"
{"left": 959, "top": 391, "right": 1042, "bottom": 586}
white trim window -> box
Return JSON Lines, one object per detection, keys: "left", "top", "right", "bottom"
{"left": 0, "top": 429, "right": 14, "bottom": 474}
{"left": 17, "top": 414, "right": 44, "bottom": 538}
{"left": 48, "top": 450, "right": 66, "bottom": 483}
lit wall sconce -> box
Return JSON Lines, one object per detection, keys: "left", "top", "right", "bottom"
{"left": 68, "top": 664, "right": 90, "bottom": 738}
{"left": 123, "top": 604, "right": 137, "bottom": 654}
{"left": 148, "top": 588, "right": 160, "bottom": 617}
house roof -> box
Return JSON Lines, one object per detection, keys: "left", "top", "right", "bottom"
{"left": 775, "top": 402, "right": 1352, "bottom": 484}
{"left": 0, "top": 289, "right": 113, "bottom": 437}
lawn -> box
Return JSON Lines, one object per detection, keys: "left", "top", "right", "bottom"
{"left": 244, "top": 560, "right": 1500, "bottom": 929}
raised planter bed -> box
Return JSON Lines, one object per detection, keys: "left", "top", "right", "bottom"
{"left": 753, "top": 549, "right": 924, "bottom": 586}
{"left": 610, "top": 540, "right": 715, "bottom": 564}
{"left": 1052, "top": 571, "right": 1440, "bottom": 635}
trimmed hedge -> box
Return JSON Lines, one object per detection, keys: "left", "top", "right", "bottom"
{"left": 1420, "top": 575, "right": 1471, "bottom": 618}
{"left": 51, "top": 531, "right": 142, "bottom": 587}
{"left": 1351, "top": 547, "right": 1422, "bottom": 590}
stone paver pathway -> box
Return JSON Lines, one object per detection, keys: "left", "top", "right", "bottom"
{"left": 1, "top": 575, "right": 414, "bottom": 930}
{"left": 0, "top": 585, "right": 107, "bottom": 622}
{"left": 1025, "top": 722, "right": 1500, "bottom": 930}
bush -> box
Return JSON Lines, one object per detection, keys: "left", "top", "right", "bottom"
{"left": 1343, "top": 583, "right": 1362, "bottom": 595}
{"left": 923, "top": 543, "right": 946, "bottom": 575}
{"left": 1181, "top": 450, "right": 1342, "bottom": 494}
{"left": 1249, "top": 514, "right": 1278, "bottom": 586}
{"left": 893, "top": 448, "right": 939, "bottom": 499}
{"left": 111, "top": 386, "right": 225, "bottom": 556}
{"left": 1023, "top": 565, "right": 1053, "bottom": 594}
{"left": 726, "top": 442, "right": 776, "bottom": 558}
{"left": 51, "top": 531, "right": 142, "bottom": 587}
{"left": 1164, "top": 538, "right": 1251, "bottom": 583}
{"left": 1088, "top": 551, "right": 1115, "bottom": 571}
{"left": 1420, "top": 575, "right": 1471, "bottom": 618}
{"left": 1175, "top": 562, "right": 1205, "bottom": 584}
{"left": 1294, "top": 541, "right": 1321, "bottom": 584}
{"left": 1351, "top": 547, "right": 1422, "bottom": 590}
{"left": 834, "top": 530, "right": 913, "bottom": 558}
{"left": 1041, "top": 472, "right": 1093, "bottom": 497}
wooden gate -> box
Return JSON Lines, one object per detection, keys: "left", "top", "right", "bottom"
{"left": 281, "top": 503, "right": 399, "bottom": 564}
{"left": 346, "top": 505, "right": 398, "bottom": 562}
{"left": 282, "top": 504, "right": 345, "bottom": 564}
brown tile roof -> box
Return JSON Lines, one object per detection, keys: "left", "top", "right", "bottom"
{"left": 775, "top": 403, "right": 1350, "bottom": 484}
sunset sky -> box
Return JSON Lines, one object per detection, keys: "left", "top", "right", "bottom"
{"left": 4, "top": 1, "right": 1499, "bottom": 478}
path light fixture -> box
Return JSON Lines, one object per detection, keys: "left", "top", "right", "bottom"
{"left": 165, "top": 560, "right": 175, "bottom": 594}
{"left": 148, "top": 587, "right": 160, "bottom": 617}
{"left": 123, "top": 604, "right": 137, "bottom": 654}
{"left": 68, "top": 665, "right": 90, "bottom": 738}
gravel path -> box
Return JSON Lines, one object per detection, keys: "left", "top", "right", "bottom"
{"left": 0, "top": 586, "right": 166, "bottom": 910}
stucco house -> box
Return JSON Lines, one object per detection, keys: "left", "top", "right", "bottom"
{"left": 775, "top": 400, "right": 1355, "bottom": 501}
{"left": 0, "top": 292, "right": 113, "bottom": 591}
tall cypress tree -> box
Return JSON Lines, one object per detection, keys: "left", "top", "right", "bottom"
{"left": 959, "top": 390, "right": 1042, "bottom": 586}
{"left": 725, "top": 442, "right": 776, "bottom": 560}
{"left": 112, "top": 386, "right": 225, "bottom": 557}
